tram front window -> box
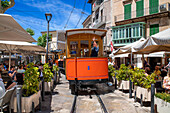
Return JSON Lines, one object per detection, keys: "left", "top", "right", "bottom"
{"left": 91, "top": 40, "right": 99, "bottom": 57}
{"left": 80, "top": 40, "right": 89, "bottom": 57}
{"left": 70, "top": 41, "right": 78, "bottom": 57}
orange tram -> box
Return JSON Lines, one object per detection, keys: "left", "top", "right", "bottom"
{"left": 65, "top": 29, "right": 109, "bottom": 94}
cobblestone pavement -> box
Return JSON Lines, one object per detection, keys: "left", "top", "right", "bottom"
{"left": 36, "top": 74, "right": 151, "bottom": 113}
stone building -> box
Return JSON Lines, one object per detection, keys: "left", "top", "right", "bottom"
{"left": 41, "top": 30, "right": 66, "bottom": 53}
{"left": 112, "top": 0, "right": 170, "bottom": 47}
{"left": 82, "top": 0, "right": 112, "bottom": 55}
{"left": 111, "top": 0, "right": 170, "bottom": 67}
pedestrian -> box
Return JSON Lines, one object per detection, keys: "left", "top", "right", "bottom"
{"left": 160, "top": 65, "right": 167, "bottom": 80}
{"left": 0, "top": 74, "right": 5, "bottom": 101}
{"left": 91, "top": 37, "right": 99, "bottom": 57}
{"left": 154, "top": 66, "right": 161, "bottom": 81}
{"left": 17, "top": 65, "right": 25, "bottom": 74}
{"left": 163, "top": 68, "right": 170, "bottom": 94}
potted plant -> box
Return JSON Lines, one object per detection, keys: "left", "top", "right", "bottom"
{"left": 13, "top": 63, "right": 40, "bottom": 112}
{"left": 155, "top": 93, "right": 170, "bottom": 112}
{"left": 132, "top": 68, "right": 156, "bottom": 102}
{"left": 53, "top": 65, "right": 59, "bottom": 84}
{"left": 115, "top": 64, "right": 133, "bottom": 90}
{"left": 43, "top": 63, "right": 54, "bottom": 92}
{"left": 108, "top": 64, "right": 115, "bottom": 83}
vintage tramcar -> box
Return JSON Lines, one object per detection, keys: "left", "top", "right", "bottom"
{"left": 65, "top": 29, "right": 108, "bottom": 94}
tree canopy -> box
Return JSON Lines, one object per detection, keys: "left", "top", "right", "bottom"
{"left": 37, "top": 34, "right": 52, "bottom": 48}
{"left": 0, "top": 0, "right": 15, "bottom": 13}
{"left": 26, "top": 28, "right": 35, "bottom": 36}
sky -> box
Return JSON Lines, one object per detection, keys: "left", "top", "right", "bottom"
{"left": 5, "top": 0, "right": 91, "bottom": 41}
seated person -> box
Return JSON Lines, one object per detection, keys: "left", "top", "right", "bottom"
{"left": 145, "top": 67, "right": 151, "bottom": 76}
{"left": 154, "top": 66, "right": 161, "bottom": 80}
{"left": 91, "top": 37, "right": 99, "bottom": 57}
{"left": 0, "top": 74, "right": 5, "bottom": 99}
{"left": 163, "top": 68, "right": 170, "bottom": 93}
{"left": 8, "top": 66, "right": 17, "bottom": 79}
{"left": 17, "top": 65, "right": 25, "bottom": 73}
{"left": 6, "top": 73, "right": 23, "bottom": 90}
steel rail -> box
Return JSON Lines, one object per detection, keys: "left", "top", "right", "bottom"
{"left": 95, "top": 91, "right": 108, "bottom": 113}
{"left": 70, "top": 95, "right": 77, "bottom": 113}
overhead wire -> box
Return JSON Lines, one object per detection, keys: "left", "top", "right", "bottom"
{"left": 75, "top": 0, "right": 87, "bottom": 28}
{"left": 63, "top": 0, "right": 76, "bottom": 29}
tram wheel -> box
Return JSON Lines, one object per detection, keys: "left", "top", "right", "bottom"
{"left": 70, "top": 84, "right": 75, "bottom": 95}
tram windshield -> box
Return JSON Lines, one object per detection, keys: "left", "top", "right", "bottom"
{"left": 69, "top": 39, "right": 100, "bottom": 58}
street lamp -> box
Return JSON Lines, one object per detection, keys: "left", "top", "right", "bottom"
{"left": 45, "top": 13, "right": 52, "bottom": 63}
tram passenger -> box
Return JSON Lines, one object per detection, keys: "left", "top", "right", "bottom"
{"left": 91, "top": 37, "right": 99, "bottom": 57}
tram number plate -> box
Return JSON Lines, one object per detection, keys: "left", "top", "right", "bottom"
{"left": 88, "top": 66, "right": 90, "bottom": 70}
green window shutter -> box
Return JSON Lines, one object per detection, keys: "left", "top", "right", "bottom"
{"left": 124, "top": 4, "right": 131, "bottom": 20}
{"left": 150, "top": 24, "right": 159, "bottom": 36}
{"left": 136, "top": 0, "right": 144, "bottom": 17}
{"left": 149, "top": 0, "right": 159, "bottom": 14}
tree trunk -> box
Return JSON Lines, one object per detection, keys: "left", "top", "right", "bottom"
{"left": 0, "top": 0, "right": 15, "bottom": 13}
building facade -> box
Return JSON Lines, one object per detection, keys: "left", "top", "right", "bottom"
{"left": 112, "top": 0, "right": 170, "bottom": 47}
{"left": 111, "top": 0, "right": 170, "bottom": 67}
{"left": 41, "top": 30, "right": 66, "bottom": 53}
{"left": 83, "top": 0, "right": 112, "bottom": 55}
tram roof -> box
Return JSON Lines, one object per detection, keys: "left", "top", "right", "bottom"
{"left": 66, "top": 29, "right": 107, "bottom": 37}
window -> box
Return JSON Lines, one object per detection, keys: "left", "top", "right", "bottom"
{"left": 150, "top": 24, "right": 159, "bottom": 36}
{"left": 124, "top": 4, "right": 131, "bottom": 20}
{"left": 112, "top": 23, "right": 145, "bottom": 46}
{"left": 136, "top": 0, "right": 144, "bottom": 17}
{"left": 149, "top": 0, "right": 159, "bottom": 14}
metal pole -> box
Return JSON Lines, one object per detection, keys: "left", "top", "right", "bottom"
{"left": 16, "top": 87, "right": 22, "bottom": 113}
{"left": 9, "top": 52, "right": 11, "bottom": 71}
{"left": 129, "top": 77, "right": 132, "bottom": 98}
{"left": 42, "top": 79, "right": 45, "bottom": 101}
{"left": 131, "top": 51, "right": 133, "bottom": 65}
{"left": 115, "top": 73, "right": 117, "bottom": 89}
{"left": 46, "top": 21, "right": 49, "bottom": 64}
{"left": 151, "top": 84, "right": 155, "bottom": 113}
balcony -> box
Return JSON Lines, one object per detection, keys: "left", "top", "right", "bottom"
{"left": 92, "top": 16, "right": 106, "bottom": 28}
{"left": 92, "top": 0, "right": 102, "bottom": 11}
{"left": 114, "top": 2, "right": 170, "bottom": 23}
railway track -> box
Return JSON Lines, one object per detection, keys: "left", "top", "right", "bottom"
{"left": 70, "top": 91, "right": 108, "bottom": 113}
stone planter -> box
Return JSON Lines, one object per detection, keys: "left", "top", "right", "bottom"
{"left": 118, "top": 80, "right": 129, "bottom": 90}
{"left": 155, "top": 96, "right": 170, "bottom": 113}
{"left": 13, "top": 91, "right": 40, "bottom": 113}
{"left": 134, "top": 86, "right": 151, "bottom": 101}
{"left": 44, "top": 80, "right": 54, "bottom": 92}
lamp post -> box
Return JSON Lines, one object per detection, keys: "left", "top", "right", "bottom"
{"left": 45, "top": 13, "right": 52, "bottom": 63}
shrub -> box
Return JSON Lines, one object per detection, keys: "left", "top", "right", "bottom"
{"left": 108, "top": 64, "right": 115, "bottom": 76}
{"left": 22, "top": 63, "right": 40, "bottom": 97}
{"left": 115, "top": 64, "right": 133, "bottom": 81}
{"left": 53, "top": 65, "right": 59, "bottom": 72}
{"left": 131, "top": 68, "right": 156, "bottom": 89}
{"left": 43, "top": 63, "right": 53, "bottom": 82}
{"left": 155, "top": 93, "right": 170, "bottom": 103}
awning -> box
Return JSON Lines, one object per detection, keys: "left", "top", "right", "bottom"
{"left": 114, "top": 53, "right": 129, "bottom": 58}
{"left": 137, "top": 52, "right": 164, "bottom": 58}
{"left": 0, "top": 14, "right": 36, "bottom": 42}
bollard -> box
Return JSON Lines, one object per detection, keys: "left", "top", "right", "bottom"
{"left": 58, "top": 69, "right": 61, "bottom": 78}
{"left": 54, "top": 71, "right": 57, "bottom": 85}
{"left": 134, "top": 91, "right": 137, "bottom": 102}
{"left": 140, "top": 94, "right": 143, "bottom": 106}
{"left": 115, "top": 73, "right": 117, "bottom": 89}
{"left": 151, "top": 84, "right": 155, "bottom": 113}
{"left": 39, "top": 97, "right": 42, "bottom": 112}
{"left": 129, "top": 77, "right": 132, "bottom": 98}
{"left": 16, "top": 87, "right": 22, "bottom": 113}
{"left": 42, "top": 79, "right": 45, "bottom": 101}
{"left": 32, "top": 102, "right": 35, "bottom": 113}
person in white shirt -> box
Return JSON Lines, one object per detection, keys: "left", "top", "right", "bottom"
{"left": 0, "top": 74, "right": 5, "bottom": 100}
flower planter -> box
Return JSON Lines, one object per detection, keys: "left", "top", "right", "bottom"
{"left": 134, "top": 86, "right": 151, "bottom": 101}
{"left": 154, "top": 96, "right": 170, "bottom": 113}
{"left": 118, "top": 80, "right": 129, "bottom": 90}
{"left": 44, "top": 80, "right": 54, "bottom": 92}
{"left": 13, "top": 91, "right": 40, "bottom": 113}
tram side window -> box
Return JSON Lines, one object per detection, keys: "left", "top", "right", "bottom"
{"left": 70, "top": 41, "right": 78, "bottom": 57}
